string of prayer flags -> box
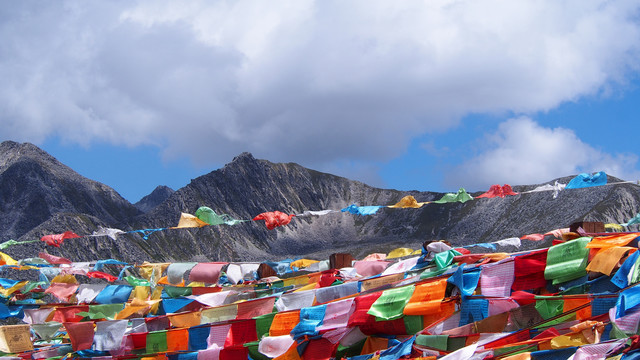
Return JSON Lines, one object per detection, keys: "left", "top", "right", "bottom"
{"left": 40, "top": 231, "right": 80, "bottom": 247}
{"left": 33, "top": 169, "right": 640, "bottom": 243}
{"left": 476, "top": 184, "right": 519, "bottom": 198}
{"left": 253, "top": 211, "right": 296, "bottom": 229}
{"left": 566, "top": 171, "right": 608, "bottom": 189}
{"left": 11, "top": 220, "right": 640, "bottom": 359}
{"left": 433, "top": 188, "right": 473, "bottom": 203}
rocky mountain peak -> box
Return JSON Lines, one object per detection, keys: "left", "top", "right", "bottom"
{"left": 0, "top": 141, "right": 69, "bottom": 174}
{"left": 135, "top": 185, "right": 176, "bottom": 213}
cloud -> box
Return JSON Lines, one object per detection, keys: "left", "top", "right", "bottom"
{"left": 445, "top": 117, "right": 640, "bottom": 189}
{"left": 1, "top": 1, "right": 640, "bottom": 174}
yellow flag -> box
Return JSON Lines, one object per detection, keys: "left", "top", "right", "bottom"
{"left": 0, "top": 251, "right": 18, "bottom": 266}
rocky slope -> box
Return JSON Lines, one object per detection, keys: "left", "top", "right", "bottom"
{"left": 2, "top": 142, "right": 640, "bottom": 263}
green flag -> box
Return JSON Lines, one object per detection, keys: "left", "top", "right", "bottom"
{"left": 433, "top": 188, "right": 473, "bottom": 204}
{"left": 544, "top": 237, "right": 591, "bottom": 285}
{"left": 146, "top": 331, "right": 168, "bottom": 353}
{"left": 77, "top": 303, "right": 125, "bottom": 320}
{"left": 367, "top": 285, "right": 415, "bottom": 320}
{"left": 196, "top": 206, "right": 245, "bottom": 226}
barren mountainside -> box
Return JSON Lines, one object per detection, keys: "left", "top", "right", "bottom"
{"left": 1, "top": 141, "right": 639, "bottom": 263}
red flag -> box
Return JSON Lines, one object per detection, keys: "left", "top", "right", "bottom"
{"left": 476, "top": 184, "right": 519, "bottom": 198}
{"left": 40, "top": 231, "right": 80, "bottom": 247}
{"left": 253, "top": 211, "right": 295, "bottom": 230}
{"left": 64, "top": 321, "right": 95, "bottom": 351}
{"left": 86, "top": 271, "right": 118, "bottom": 282}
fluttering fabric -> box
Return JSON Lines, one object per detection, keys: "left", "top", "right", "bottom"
{"left": 64, "top": 321, "right": 95, "bottom": 351}
{"left": 367, "top": 285, "right": 415, "bottom": 321}
{"left": 296, "top": 209, "right": 336, "bottom": 217}
{"left": 0, "top": 239, "right": 39, "bottom": 249}
{"left": 195, "top": 206, "right": 244, "bottom": 226}
{"left": 527, "top": 180, "right": 566, "bottom": 198}
{"left": 76, "top": 284, "right": 108, "bottom": 303}
{"left": 253, "top": 211, "right": 296, "bottom": 230}
{"left": 387, "top": 195, "right": 428, "bottom": 208}
{"left": 44, "top": 282, "right": 79, "bottom": 302}
{"left": 544, "top": 237, "right": 591, "bottom": 285}
{"left": 40, "top": 231, "right": 80, "bottom": 247}
{"left": 31, "top": 322, "right": 62, "bottom": 341}
{"left": 167, "top": 262, "right": 198, "bottom": 285}
{"left": 91, "top": 227, "right": 125, "bottom": 240}
{"left": 566, "top": 171, "right": 608, "bottom": 189}
{"left": 188, "top": 262, "right": 227, "bottom": 284}
{"left": 476, "top": 184, "right": 519, "bottom": 198}
{"left": 39, "top": 252, "right": 72, "bottom": 265}
{"left": 341, "top": 204, "right": 383, "bottom": 216}
{"left": 624, "top": 213, "right": 640, "bottom": 227}
{"left": 434, "top": 188, "right": 473, "bottom": 203}
{"left": 258, "top": 335, "right": 295, "bottom": 358}
{"left": 175, "top": 213, "right": 209, "bottom": 228}
{"left": 275, "top": 290, "right": 316, "bottom": 312}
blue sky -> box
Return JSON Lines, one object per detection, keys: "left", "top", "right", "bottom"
{"left": 2, "top": 1, "right": 640, "bottom": 202}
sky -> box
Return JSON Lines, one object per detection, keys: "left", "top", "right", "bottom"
{"left": 1, "top": 1, "right": 640, "bottom": 203}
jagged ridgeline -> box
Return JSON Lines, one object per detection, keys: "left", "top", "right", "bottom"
{"left": 1, "top": 141, "right": 639, "bottom": 263}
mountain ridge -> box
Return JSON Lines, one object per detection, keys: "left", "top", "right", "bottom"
{"left": 1, "top": 141, "right": 639, "bottom": 263}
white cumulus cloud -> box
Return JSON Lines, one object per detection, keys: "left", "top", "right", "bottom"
{"left": 0, "top": 0, "right": 639, "bottom": 175}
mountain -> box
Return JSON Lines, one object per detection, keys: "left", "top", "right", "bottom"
{"left": 125, "top": 153, "right": 640, "bottom": 262}
{"left": 134, "top": 185, "right": 175, "bottom": 213}
{"left": 0, "top": 141, "right": 140, "bottom": 241}
{"left": 2, "top": 142, "right": 640, "bottom": 263}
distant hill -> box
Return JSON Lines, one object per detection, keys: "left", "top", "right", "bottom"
{"left": 2, "top": 141, "right": 639, "bottom": 263}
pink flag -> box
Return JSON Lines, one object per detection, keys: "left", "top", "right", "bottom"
{"left": 480, "top": 259, "right": 515, "bottom": 297}
{"left": 45, "top": 282, "right": 79, "bottom": 302}
{"left": 353, "top": 260, "right": 390, "bottom": 277}
{"left": 39, "top": 252, "right": 72, "bottom": 265}
{"left": 189, "top": 262, "right": 227, "bottom": 284}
